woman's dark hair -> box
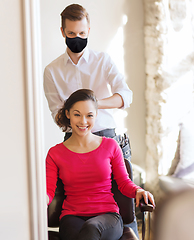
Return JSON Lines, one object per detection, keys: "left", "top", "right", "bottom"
{"left": 60, "top": 4, "right": 90, "bottom": 30}
{"left": 55, "top": 89, "right": 98, "bottom": 132}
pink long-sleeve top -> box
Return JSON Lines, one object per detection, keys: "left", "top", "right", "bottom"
{"left": 46, "top": 137, "right": 140, "bottom": 220}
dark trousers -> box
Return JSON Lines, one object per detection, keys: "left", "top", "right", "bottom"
{"left": 59, "top": 213, "right": 123, "bottom": 240}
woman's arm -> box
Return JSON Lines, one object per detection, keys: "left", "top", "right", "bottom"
{"left": 111, "top": 141, "right": 155, "bottom": 207}
{"left": 46, "top": 150, "right": 59, "bottom": 204}
{"left": 111, "top": 142, "right": 140, "bottom": 198}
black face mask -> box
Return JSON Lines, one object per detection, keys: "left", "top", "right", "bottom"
{"left": 66, "top": 36, "right": 87, "bottom": 53}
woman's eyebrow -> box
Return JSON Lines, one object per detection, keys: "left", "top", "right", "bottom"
{"left": 73, "top": 110, "right": 94, "bottom": 114}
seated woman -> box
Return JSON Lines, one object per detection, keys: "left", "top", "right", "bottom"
{"left": 46, "top": 89, "right": 155, "bottom": 240}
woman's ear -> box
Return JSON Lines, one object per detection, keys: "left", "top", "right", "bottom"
{"left": 65, "top": 109, "right": 70, "bottom": 119}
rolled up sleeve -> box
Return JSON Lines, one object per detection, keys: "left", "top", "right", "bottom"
{"left": 104, "top": 53, "right": 133, "bottom": 109}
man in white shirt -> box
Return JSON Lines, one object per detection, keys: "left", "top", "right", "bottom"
{"left": 44, "top": 4, "right": 138, "bottom": 237}
{"left": 44, "top": 3, "right": 133, "bottom": 138}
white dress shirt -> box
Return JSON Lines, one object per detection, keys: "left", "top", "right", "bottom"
{"left": 43, "top": 47, "right": 133, "bottom": 132}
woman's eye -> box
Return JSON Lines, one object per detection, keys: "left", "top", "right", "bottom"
{"left": 88, "top": 115, "right": 93, "bottom": 118}
{"left": 74, "top": 114, "right": 80, "bottom": 116}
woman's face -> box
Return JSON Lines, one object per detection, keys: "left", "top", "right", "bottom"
{"left": 66, "top": 100, "right": 97, "bottom": 136}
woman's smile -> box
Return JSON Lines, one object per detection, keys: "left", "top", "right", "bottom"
{"left": 77, "top": 125, "right": 88, "bottom": 131}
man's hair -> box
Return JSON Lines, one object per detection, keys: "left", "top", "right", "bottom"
{"left": 60, "top": 4, "right": 90, "bottom": 30}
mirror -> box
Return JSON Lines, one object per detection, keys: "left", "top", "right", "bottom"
{"left": 25, "top": 0, "right": 146, "bottom": 239}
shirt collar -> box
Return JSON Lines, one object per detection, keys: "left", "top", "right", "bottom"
{"left": 64, "top": 50, "right": 70, "bottom": 65}
{"left": 63, "top": 47, "right": 89, "bottom": 65}
{"left": 81, "top": 47, "right": 89, "bottom": 63}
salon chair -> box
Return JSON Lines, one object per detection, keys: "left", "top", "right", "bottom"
{"left": 47, "top": 159, "right": 153, "bottom": 240}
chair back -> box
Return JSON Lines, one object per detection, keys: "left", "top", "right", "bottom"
{"left": 47, "top": 158, "right": 135, "bottom": 227}
{"left": 112, "top": 158, "right": 135, "bottom": 224}
{"left": 47, "top": 178, "right": 65, "bottom": 227}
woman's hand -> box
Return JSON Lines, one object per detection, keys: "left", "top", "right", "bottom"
{"left": 135, "top": 188, "right": 155, "bottom": 208}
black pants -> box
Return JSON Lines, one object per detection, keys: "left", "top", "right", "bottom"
{"left": 59, "top": 213, "right": 123, "bottom": 240}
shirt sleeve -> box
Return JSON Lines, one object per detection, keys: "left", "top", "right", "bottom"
{"left": 104, "top": 53, "right": 133, "bottom": 109}
{"left": 46, "top": 149, "right": 59, "bottom": 205}
{"left": 43, "top": 66, "right": 64, "bottom": 121}
{"left": 111, "top": 141, "right": 141, "bottom": 198}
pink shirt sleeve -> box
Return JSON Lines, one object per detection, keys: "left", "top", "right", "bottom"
{"left": 110, "top": 140, "right": 141, "bottom": 198}
{"left": 46, "top": 149, "right": 58, "bottom": 205}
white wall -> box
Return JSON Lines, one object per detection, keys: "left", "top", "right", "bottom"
{"left": 0, "top": 1, "right": 30, "bottom": 239}
{"left": 40, "top": 0, "right": 146, "bottom": 168}
{"left": 123, "top": 1, "right": 146, "bottom": 168}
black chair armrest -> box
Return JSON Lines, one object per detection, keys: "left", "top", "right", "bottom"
{"left": 139, "top": 198, "right": 154, "bottom": 212}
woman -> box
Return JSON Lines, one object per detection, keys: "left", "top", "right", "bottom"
{"left": 46, "top": 89, "right": 155, "bottom": 240}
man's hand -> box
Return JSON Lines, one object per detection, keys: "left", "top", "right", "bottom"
{"left": 135, "top": 188, "right": 155, "bottom": 208}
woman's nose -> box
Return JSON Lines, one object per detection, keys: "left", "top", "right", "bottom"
{"left": 81, "top": 116, "right": 87, "bottom": 124}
